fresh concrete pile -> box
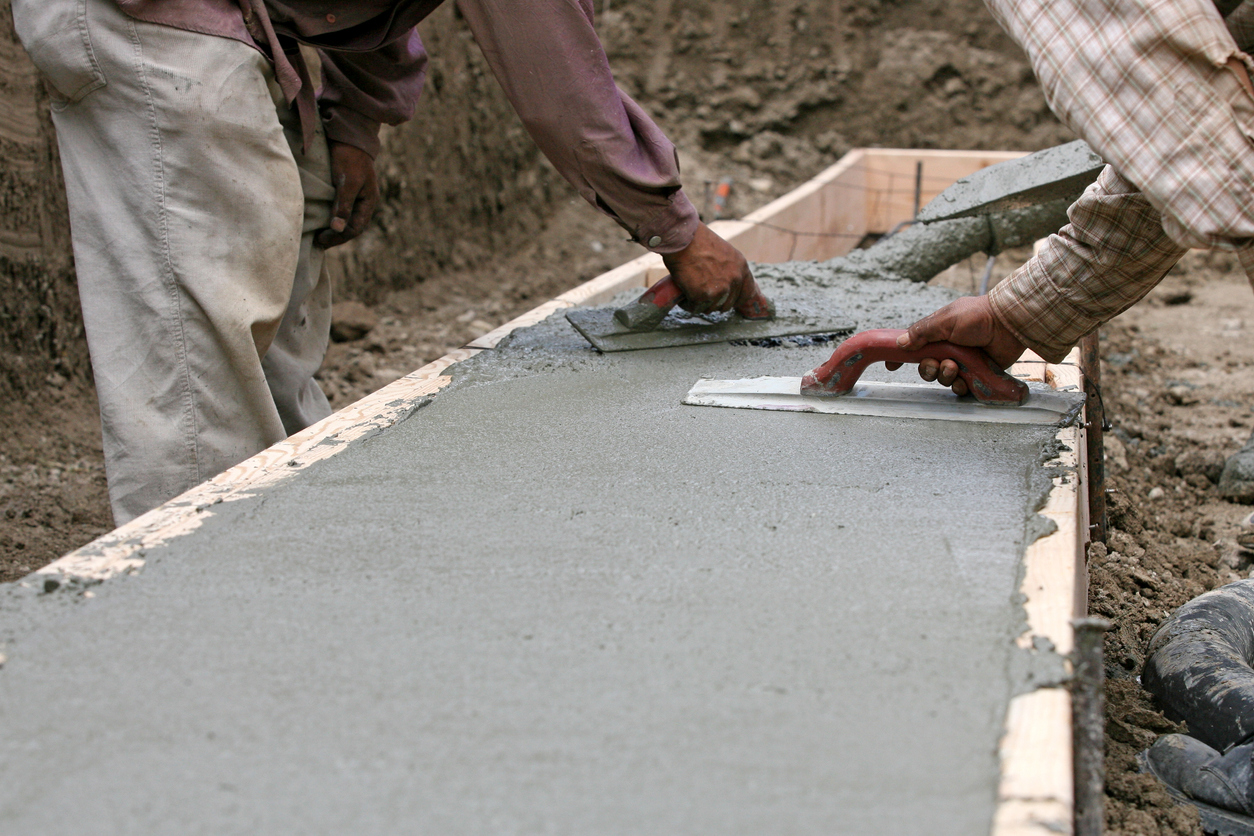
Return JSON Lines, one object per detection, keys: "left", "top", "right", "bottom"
{"left": 0, "top": 265, "right": 1077, "bottom": 835}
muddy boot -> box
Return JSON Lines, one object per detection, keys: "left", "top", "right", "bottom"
{"left": 1221, "top": 430, "right": 1254, "bottom": 504}
{"left": 1142, "top": 734, "right": 1254, "bottom": 835}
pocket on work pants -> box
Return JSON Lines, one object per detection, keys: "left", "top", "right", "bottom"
{"left": 13, "top": 0, "right": 107, "bottom": 107}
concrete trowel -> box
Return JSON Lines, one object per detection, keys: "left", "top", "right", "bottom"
{"left": 565, "top": 275, "right": 855, "bottom": 352}
{"left": 684, "top": 329, "right": 1084, "bottom": 425}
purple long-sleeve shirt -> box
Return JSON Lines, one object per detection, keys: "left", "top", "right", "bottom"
{"left": 113, "top": 0, "right": 700, "bottom": 253}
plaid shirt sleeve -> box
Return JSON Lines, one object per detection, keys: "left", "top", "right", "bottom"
{"left": 983, "top": 0, "right": 1254, "bottom": 248}
{"left": 979, "top": 0, "right": 1254, "bottom": 360}
{"left": 988, "top": 167, "right": 1188, "bottom": 363}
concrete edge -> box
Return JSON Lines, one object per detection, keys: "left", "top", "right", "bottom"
{"left": 992, "top": 347, "right": 1087, "bottom": 836}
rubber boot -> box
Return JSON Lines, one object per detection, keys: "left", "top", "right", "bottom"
{"left": 1142, "top": 734, "right": 1254, "bottom": 835}
{"left": 1221, "top": 429, "right": 1254, "bottom": 504}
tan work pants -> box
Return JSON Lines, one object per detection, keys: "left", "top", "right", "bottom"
{"left": 14, "top": 0, "right": 335, "bottom": 524}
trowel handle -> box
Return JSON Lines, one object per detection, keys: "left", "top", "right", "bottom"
{"left": 800, "top": 328, "right": 1029, "bottom": 406}
{"left": 613, "top": 276, "right": 775, "bottom": 331}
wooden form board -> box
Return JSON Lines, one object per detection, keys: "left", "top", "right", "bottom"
{"left": 39, "top": 147, "right": 1082, "bottom": 836}
{"left": 994, "top": 348, "right": 1089, "bottom": 836}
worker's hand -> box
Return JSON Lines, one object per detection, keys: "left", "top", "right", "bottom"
{"left": 317, "top": 142, "right": 380, "bottom": 248}
{"left": 886, "top": 295, "right": 1026, "bottom": 396}
{"left": 661, "top": 223, "right": 758, "bottom": 315}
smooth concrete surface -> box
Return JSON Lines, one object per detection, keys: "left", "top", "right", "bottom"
{"left": 0, "top": 271, "right": 1076, "bottom": 835}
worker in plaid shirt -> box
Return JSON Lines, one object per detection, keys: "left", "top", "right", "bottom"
{"left": 902, "top": 1, "right": 1254, "bottom": 826}
{"left": 901, "top": 0, "right": 1254, "bottom": 503}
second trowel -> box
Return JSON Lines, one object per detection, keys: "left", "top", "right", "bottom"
{"left": 684, "top": 329, "right": 1084, "bottom": 425}
{"left": 565, "top": 276, "right": 855, "bottom": 352}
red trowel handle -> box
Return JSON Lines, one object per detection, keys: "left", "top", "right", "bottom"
{"left": 613, "top": 276, "right": 775, "bottom": 331}
{"left": 800, "top": 328, "right": 1029, "bottom": 406}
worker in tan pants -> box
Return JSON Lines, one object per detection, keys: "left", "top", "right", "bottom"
{"left": 16, "top": 0, "right": 335, "bottom": 524}
{"left": 17, "top": 0, "right": 763, "bottom": 527}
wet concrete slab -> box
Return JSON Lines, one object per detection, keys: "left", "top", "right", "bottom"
{"left": 0, "top": 271, "right": 1076, "bottom": 835}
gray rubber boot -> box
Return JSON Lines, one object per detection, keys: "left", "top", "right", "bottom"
{"left": 1221, "top": 430, "right": 1254, "bottom": 504}
{"left": 1142, "top": 734, "right": 1254, "bottom": 836}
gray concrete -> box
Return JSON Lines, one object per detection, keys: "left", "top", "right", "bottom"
{"left": 0, "top": 270, "right": 1076, "bottom": 835}
{"left": 916, "top": 140, "right": 1104, "bottom": 223}
{"left": 849, "top": 199, "right": 1072, "bottom": 284}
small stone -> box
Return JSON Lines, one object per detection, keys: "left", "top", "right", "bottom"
{"left": 1165, "top": 385, "right": 1200, "bottom": 406}
{"left": 1220, "top": 431, "right": 1254, "bottom": 503}
{"left": 372, "top": 368, "right": 405, "bottom": 386}
{"left": 330, "top": 301, "right": 378, "bottom": 343}
{"left": 1104, "top": 433, "right": 1129, "bottom": 471}
{"left": 351, "top": 353, "right": 376, "bottom": 379}
{"left": 1175, "top": 448, "right": 1226, "bottom": 484}
{"left": 1148, "top": 486, "right": 1165, "bottom": 500}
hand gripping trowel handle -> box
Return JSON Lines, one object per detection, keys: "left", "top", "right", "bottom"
{"left": 612, "top": 276, "right": 776, "bottom": 331}
{"left": 800, "top": 328, "right": 1029, "bottom": 406}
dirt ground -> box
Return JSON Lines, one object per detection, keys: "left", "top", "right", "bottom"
{"left": 1082, "top": 254, "right": 1254, "bottom": 836}
{"left": 5, "top": 1, "right": 1254, "bottom": 830}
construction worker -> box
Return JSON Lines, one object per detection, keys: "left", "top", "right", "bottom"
{"left": 896, "top": 0, "right": 1254, "bottom": 501}
{"left": 13, "top": 0, "right": 760, "bottom": 525}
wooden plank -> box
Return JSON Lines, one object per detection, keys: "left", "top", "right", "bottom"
{"left": 993, "top": 688, "right": 1074, "bottom": 836}
{"left": 709, "top": 149, "right": 870, "bottom": 263}
{"left": 1017, "top": 423, "right": 1083, "bottom": 656}
{"left": 860, "top": 149, "right": 1027, "bottom": 234}
{"left": 992, "top": 348, "right": 1087, "bottom": 836}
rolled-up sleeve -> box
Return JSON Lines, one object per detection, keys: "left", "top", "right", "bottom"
{"left": 988, "top": 167, "right": 1188, "bottom": 363}
{"left": 318, "top": 30, "right": 428, "bottom": 158}
{"left": 454, "top": 0, "right": 700, "bottom": 253}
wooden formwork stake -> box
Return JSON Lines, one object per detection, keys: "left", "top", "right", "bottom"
{"left": 1072, "top": 617, "right": 1111, "bottom": 836}
{"left": 1079, "top": 331, "right": 1107, "bottom": 543}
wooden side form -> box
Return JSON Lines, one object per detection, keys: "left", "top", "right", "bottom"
{"left": 993, "top": 347, "right": 1088, "bottom": 836}
{"left": 707, "top": 149, "right": 869, "bottom": 263}
{"left": 860, "top": 149, "right": 1027, "bottom": 233}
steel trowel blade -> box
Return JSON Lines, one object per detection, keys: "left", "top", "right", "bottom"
{"left": 683, "top": 376, "right": 1085, "bottom": 425}
{"left": 564, "top": 299, "right": 854, "bottom": 352}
